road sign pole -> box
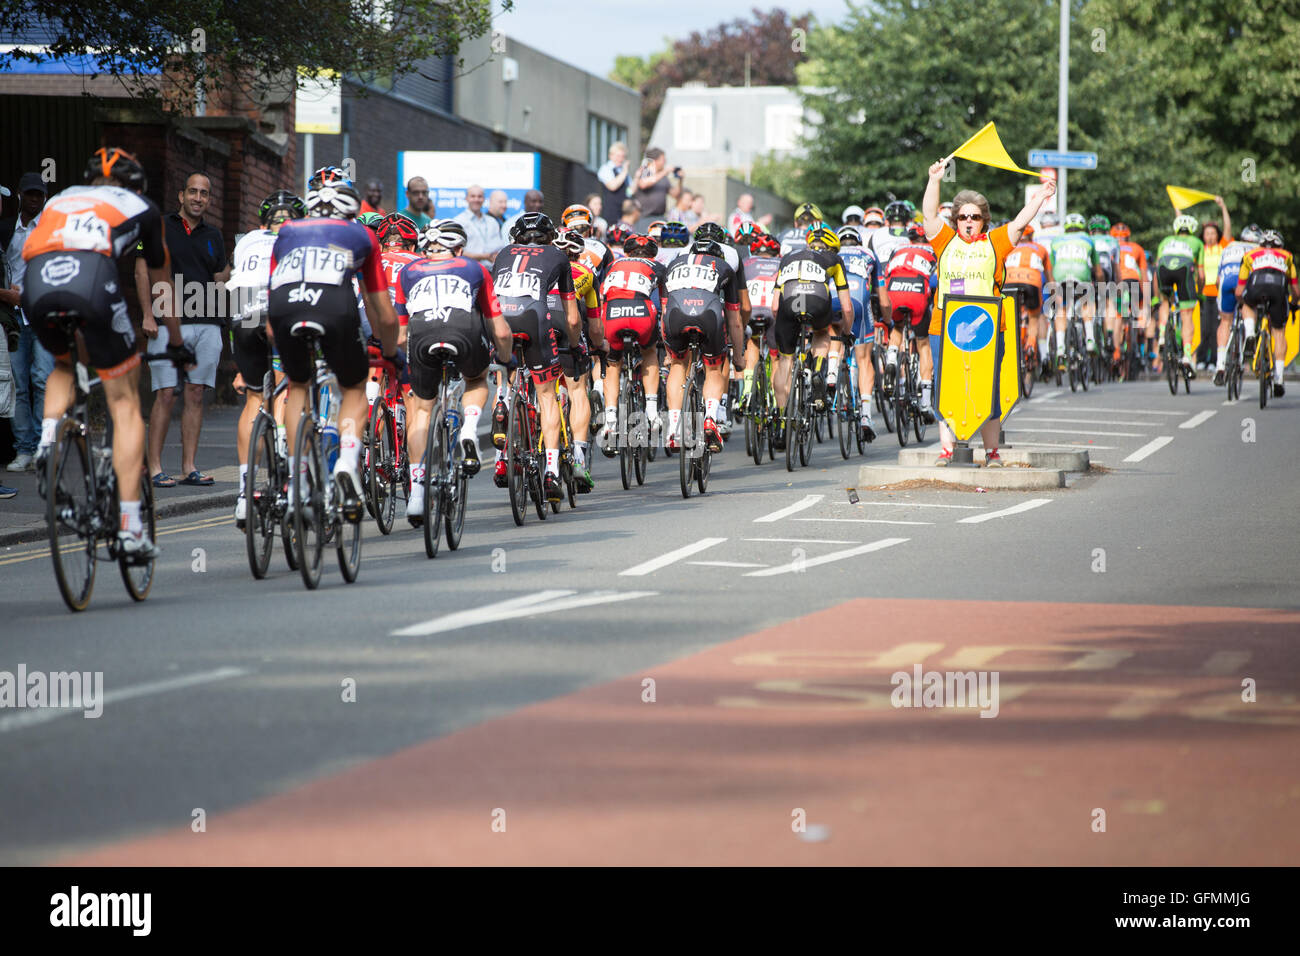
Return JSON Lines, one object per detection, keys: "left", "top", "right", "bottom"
{"left": 1058, "top": 0, "right": 1069, "bottom": 217}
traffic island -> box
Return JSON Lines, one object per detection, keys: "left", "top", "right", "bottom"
{"left": 897, "top": 447, "right": 1089, "bottom": 471}
{"left": 857, "top": 462, "right": 1067, "bottom": 490}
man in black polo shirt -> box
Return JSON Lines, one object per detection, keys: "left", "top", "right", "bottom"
{"left": 138, "top": 171, "right": 229, "bottom": 487}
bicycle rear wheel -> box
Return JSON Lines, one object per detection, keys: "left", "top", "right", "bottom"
{"left": 245, "top": 413, "right": 277, "bottom": 579}
{"left": 292, "top": 416, "right": 325, "bottom": 590}
{"left": 911, "top": 357, "right": 928, "bottom": 443}
{"left": 119, "top": 466, "right": 156, "bottom": 601}
{"left": 837, "top": 392, "right": 852, "bottom": 459}
{"left": 784, "top": 364, "right": 800, "bottom": 472}
{"left": 506, "top": 390, "right": 528, "bottom": 527}
{"left": 1164, "top": 325, "right": 1178, "bottom": 395}
{"left": 47, "top": 420, "right": 97, "bottom": 612}
{"left": 367, "top": 398, "right": 396, "bottom": 535}
{"left": 446, "top": 426, "right": 467, "bottom": 550}
{"left": 1259, "top": 339, "right": 1271, "bottom": 409}
{"left": 425, "top": 416, "right": 445, "bottom": 557}
{"left": 895, "top": 364, "right": 910, "bottom": 447}
{"left": 335, "top": 473, "right": 362, "bottom": 583}
{"left": 680, "top": 379, "right": 696, "bottom": 498}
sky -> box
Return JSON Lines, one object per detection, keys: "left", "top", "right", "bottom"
{"left": 492, "top": 0, "right": 854, "bottom": 80}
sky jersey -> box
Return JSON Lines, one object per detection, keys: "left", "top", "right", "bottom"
{"left": 23, "top": 184, "right": 166, "bottom": 269}
{"left": 491, "top": 244, "right": 574, "bottom": 306}
{"left": 664, "top": 252, "right": 742, "bottom": 310}
{"left": 777, "top": 226, "right": 809, "bottom": 257}
{"left": 1049, "top": 234, "right": 1098, "bottom": 284}
{"left": 394, "top": 256, "right": 501, "bottom": 325}
{"left": 1155, "top": 234, "right": 1203, "bottom": 270}
{"left": 269, "top": 217, "right": 386, "bottom": 297}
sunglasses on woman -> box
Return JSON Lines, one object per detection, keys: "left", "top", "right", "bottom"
{"left": 956, "top": 213, "right": 982, "bottom": 222}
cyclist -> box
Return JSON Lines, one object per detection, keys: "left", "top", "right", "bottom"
{"left": 840, "top": 205, "right": 869, "bottom": 245}
{"left": 1237, "top": 229, "right": 1298, "bottom": 398}
{"left": 740, "top": 232, "right": 782, "bottom": 409}
{"left": 269, "top": 168, "right": 402, "bottom": 514}
{"left": 880, "top": 222, "right": 938, "bottom": 418}
{"left": 21, "top": 147, "right": 192, "bottom": 559}
{"left": 693, "top": 221, "right": 752, "bottom": 436}
{"left": 1212, "top": 223, "right": 1263, "bottom": 385}
{"left": 357, "top": 212, "right": 384, "bottom": 233}
{"left": 835, "top": 225, "right": 879, "bottom": 440}
{"left": 771, "top": 225, "right": 854, "bottom": 445}
{"left": 229, "top": 189, "right": 306, "bottom": 529}
{"left": 395, "top": 220, "right": 513, "bottom": 524}
{"left": 553, "top": 227, "right": 605, "bottom": 491}
{"left": 377, "top": 214, "right": 422, "bottom": 342}
{"left": 606, "top": 222, "right": 632, "bottom": 259}
{"left": 867, "top": 202, "right": 913, "bottom": 342}
{"left": 862, "top": 206, "right": 887, "bottom": 237}
{"left": 657, "top": 220, "right": 690, "bottom": 267}
{"left": 597, "top": 233, "right": 667, "bottom": 456}
{"left": 1088, "top": 214, "right": 1121, "bottom": 359}
{"left": 661, "top": 231, "right": 749, "bottom": 453}
{"left": 1154, "top": 214, "right": 1204, "bottom": 377}
{"left": 1111, "top": 222, "right": 1151, "bottom": 367}
{"left": 562, "top": 203, "right": 614, "bottom": 288}
{"left": 1047, "top": 213, "right": 1102, "bottom": 370}
{"left": 778, "top": 202, "right": 824, "bottom": 255}
{"left": 1001, "top": 222, "right": 1053, "bottom": 373}
{"left": 488, "top": 212, "right": 583, "bottom": 502}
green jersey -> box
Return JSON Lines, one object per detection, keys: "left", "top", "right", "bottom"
{"left": 1050, "top": 234, "right": 1097, "bottom": 283}
{"left": 1156, "top": 234, "right": 1202, "bottom": 270}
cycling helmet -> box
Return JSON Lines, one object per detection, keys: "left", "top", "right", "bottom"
{"left": 1063, "top": 213, "right": 1087, "bottom": 233}
{"left": 378, "top": 213, "right": 419, "bottom": 247}
{"left": 646, "top": 220, "right": 666, "bottom": 240}
{"left": 1021, "top": 223, "right": 1036, "bottom": 239}
{"left": 553, "top": 228, "right": 585, "bottom": 257}
{"left": 308, "top": 165, "right": 351, "bottom": 191}
{"left": 694, "top": 221, "right": 729, "bottom": 245}
{"left": 561, "top": 204, "right": 593, "bottom": 232}
{"left": 1240, "top": 223, "right": 1264, "bottom": 243}
{"left": 1087, "top": 214, "right": 1110, "bottom": 233}
{"left": 864, "top": 206, "right": 886, "bottom": 225}
{"left": 1260, "top": 230, "right": 1284, "bottom": 248}
{"left": 306, "top": 180, "right": 361, "bottom": 219}
{"left": 1172, "top": 214, "right": 1197, "bottom": 235}
{"left": 733, "top": 220, "right": 759, "bottom": 243}
{"left": 510, "top": 211, "right": 556, "bottom": 245}
{"left": 905, "top": 221, "right": 926, "bottom": 242}
{"left": 836, "top": 225, "right": 862, "bottom": 246}
{"left": 1109, "top": 222, "right": 1130, "bottom": 239}
{"left": 420, "top": 219, "right": 467, "bottom": 252}
{"left": 749, "top": 234, "right": 780, "bottom": 256}
{"left": 660, "top": 221, "right": 690, "bottom": 247}
{"left": 793, "top": 202, "right": 824, "bottom": 223}
{"left": 691, "top": 238, "right": 727, "bottom": 258}
{"left": 357, "top": 212, "right": 383, "bottom": 231}
{"left": 806, "top": 225, "right": 841, "bottom": 251}
{"left": 259, "top": 190, "right": 306, "bottom": 224}
{"left": 623, "top": 234, "right": 658, "bottom": 258}
{"left": 841, "top": 204, "right": 866, "bottom": 224}
{"left": 884, "top": 200, "right": 910, "bottom": 223}
{"left": 606, "top": 222, "right": 632, "bottom": 246}
{"left": 86, "top": 147, "right": 147, "bottom": 191}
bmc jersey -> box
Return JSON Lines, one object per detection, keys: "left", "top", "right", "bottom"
{"left": 1156, "top": 234, "right": 1203, "bottom": 269}
{"left": 601, "top": 256, "right": 665, "bottom": 311}
{"left": 491, "top": 244, "right": 574, "bottom": 306}
{"left": 394, "top": 256, "right": 501, "bottom": 323}
{"left": 24, "top": 185, "right": 167, "bottom": 269}
{"left": 664, "top": 252, "right": 742, "bottom": 310}
{"left": 743, "top": 256, "right": 781, "bottom": 319}
{"left": 1004, "top": 241, "right": 1051, "bottom": 289}
{"left": 380, "top": 250, "right": 424, "bottom": 314}
{"left": 269, "top": 217, "right": 386, "bottom": 296}
{"left": 885, "top": 243, "right": 938, "bottom": 283}
{"left": 1050, "top": 234, "right": 1098, "bottom": 283}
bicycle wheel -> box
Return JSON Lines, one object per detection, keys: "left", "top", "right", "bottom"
{"left": 784, "top": 364, "right": 800, "bottom": 472}
{"left": 424, "top": 416, "right": 444, "bottom": 557}
{"left": 445, "top": 423, "right": 467, "bottom": 551}
{"left": 118, "top": 464, "right": 156, "bottom": 602}
{"left": 1021, "top": 341, "right": 1036, "bottom": 398}
{"left": 47, "top": 420, "right": 97, "bottom": 612}
{"left": 1259, "top": 338, "right": 1271, "bottom": 409}
{"left": 1080, "top": 335, "right": 1090, "bottom": 392}
{"left": 367, "top": 398, "right": 396, "bottom": 535}
{"left": 292, "top": 416, "right": 325, "bottom": 590}
{"left": 618, "top": 376, "right": 632, "bottom": 490}
{"left": 911, "top": 357, "right": 928, "bottom": 443}
{"left": 335, "top": 472, "right": 362, "bottom": 583}
{"left": 681, "top": 379, "right": 695, "bottom": 498}
{"left": 1164, "top": 325, "right": 1178, "bottom": 395}
{"left": 837, "top": 392, "right": 852, "bottom": 459}
{"left": 245, "top": 413, "right": 277, "bottom": 579}
{"left": 506, "top": 390, "right": 528, "bottom": 527}
{"left": 895, "top": 363, "right": 910, "bottom": 447}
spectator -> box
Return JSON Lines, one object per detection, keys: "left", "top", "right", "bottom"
{"left": 504, "top": 189, "right": 544, "bottom": 236}
{"left": 672, "top": 189, "right": 696, "bottom": 228}
{"left": 139, "top": 172, "right": 229, "bottom": 488}
{"left": 1, "top": 172, "right": 51, "bottom": 473}
{"left": 689, "top": 193, "right": 718, "bottom": 226}
{"left": 1196, "top": 198, "right": 1231, "bottom": 368}
{"left": 398, "top": 176, "right": 434, "bottom": 229}
{"left": 618, "top": 198, "right": 641, "bottom": 231}
{"left": 360, "top": 179, "right": 386, "bottom": 216}
{"left": 727, "top": 193, "right": 755, "bottom": 234}
{"left": 584, "top": 193, "right": 608, "bottom": 237}
{"left": 487, "top": 189, "right": 509, "bottom": 227}
{"left": 597, "top": 141, "right": 631, "bottom": 223}
{"left": 0, "top": 188, "right": 13, "bottom": 495}
{"left": 454, "top": 184, "right": 504, "bottom": 263}
{"left": 633, "top": 147, "right": 681, "bottom": 223}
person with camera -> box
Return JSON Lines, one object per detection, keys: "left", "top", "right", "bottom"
{"left": 633, "top": 147, "right": 682, "bottom": 227}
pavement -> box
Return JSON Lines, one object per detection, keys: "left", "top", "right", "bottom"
{"left": 1, "top": 373, "right": 1298, "bottom": 866}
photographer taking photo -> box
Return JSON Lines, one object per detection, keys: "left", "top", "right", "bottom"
{"left": 633, "top": 147, "right": 681, "bottom": 223}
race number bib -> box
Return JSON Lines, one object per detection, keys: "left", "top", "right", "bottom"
{"left": 62, "top": 211, "right": 112, "bottom": 253}
{"left": 603, "top": 269, "right": 654, "bottom": 297}
{"left": 270, "top": 246, "right": 354, "bottom": 288}
{"left": 494, "top": 270, "right": 542, "bottom": 300}
{"left": 665, "top": 262, "right": 718, "bottom": 293}
{"left": 845, "top": 257, "right": 871, "bottom": 279}
{"left": 777, "top": 259, "right": 827, "bottom": 285}
{"left": 747, "top": 277, "right": 775, "bottom": 309}
{"left": 408, "top": 274, "right": 474, "bottom": 317}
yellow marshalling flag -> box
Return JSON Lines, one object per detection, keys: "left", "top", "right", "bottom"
{"left": 1166, "top": 185, "right": 1217, "bottom": 211}
{"left": 951, "top": 122, "right": 1041, "bottom": 178}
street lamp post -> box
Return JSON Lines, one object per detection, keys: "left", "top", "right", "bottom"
{"left": 1057, "top": 0, "right": 1069, "bottom": 216}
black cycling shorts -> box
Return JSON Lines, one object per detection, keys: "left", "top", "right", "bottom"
{"left": 498, "top": 296, "right": 562, "bottom": 384}
{"left": 406, "top": 310, "right": 492, "bottom": 400}
{"left": 662, "top": 290, "right": 727, "bottom": 365}
{"left": 1157, "top": 262, "right": 1198, "bottom": 308}
{"left": 775, "top": 287, "right": 833, "bottom": 354}
{"left": 23, "top": 251, "right": 139, "bottom": 376}
{"left": 1241, "top": 271, "right": 1290, "bottom": 329}
{"left": 232, "top": 322, "right": 272, "bottom": 390}
{"left": 1002, "top": 282, "right": 1041, "bottom": 313}
{"left": 747, "top": 312, "right": 777, "bottom": 354}
{"left": 268, "top": 284, "right": 369, "bottom": 388}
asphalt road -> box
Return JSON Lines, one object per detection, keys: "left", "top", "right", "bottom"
{"left": 1, "top": 377, "right": 1297, "bottom": 864}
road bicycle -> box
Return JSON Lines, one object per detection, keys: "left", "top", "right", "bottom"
{"left": 41, "top": 311, "right": 191, "bottom": 612}
{"left": 892, "top": 311, "right": 929, "bottom": 447}
{"left": 1159, "top": 309, "right": 1192, "bottom": 395}
{"left": 1008, "top": 288, "right": 1036, "bottom": 399}
{"left": 243, "top": 341, "right": 297, "bottom": 579}
{"left": 613, "top": 330, "right": 651, "bottom": 488}
{"left": 546, "top": 355, "right": 581, "bottom": 513}
{"left": 830, "top": 333, "right": 866, "bottom": 459}
{"left": 287, "top": 320, "right": 363, "bottom": 590}
{"left": 504, "top": 334, "right": 549, "bottom": 526}
{"left": 742, "top": 318, "right": 777, "bottom": 465}
{"left": 677, "top": 328, "right": 713, "bottom": 497}
{"left": 1221, "top": 302, "right": 1245, "bottom": 402}
{"left": 783, "top": 318, "right": 816, "bottom": 471}
{"left": 414, "top": 342, "right": 469, "bottom": 558}
{"left": 872, "top": 321, "right": 895, "bottom": 434}
{"left": 1253, "top": 314, "right": 1275, "bottom": 410}
{"left": 362, "top": 345, "right": 408, "bottom": 536}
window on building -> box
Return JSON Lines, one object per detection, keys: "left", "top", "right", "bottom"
{"left": 588, "top": 114, "right": 628, "bottom": 170}
{"left": 764, "top": 104, "right": 804, "bottom": 151}
{"left": 673, "top": 104, "right": 713, "bottom": 151}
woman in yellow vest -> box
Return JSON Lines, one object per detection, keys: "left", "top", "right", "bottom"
{"left": 922, "top": 157, "right": 1056, "bottom": 465}
{"left": 1196, "top": 198, "right": 1231, "bottom": 366}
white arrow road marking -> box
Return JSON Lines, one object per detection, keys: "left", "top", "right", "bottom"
{"left": 958, "top": 499, "right": 1053, "bottom": 524}
{"left": 753, "top": 494, "right": 825, "bottom": 523}
{"left": 1123, "top": 436, "right": 1174, "bottom": 462}
{"left": 1180, "top": 410, "right": 1217, "bottom": 429}
{"left": 745, "top": 537, "right": 909, "bottom": 577}
{"left": 0, "top": 667, "right": 249, "bottom": 733}
{"left": 393, "top": 590, "right": 658, "bottom": 637}
{"left": 619, "top": 538, "right": 727, "bottom": 576}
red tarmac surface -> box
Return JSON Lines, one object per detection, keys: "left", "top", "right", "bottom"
{"left": 66, "top": 600, "right": 1300, "bottom": 865}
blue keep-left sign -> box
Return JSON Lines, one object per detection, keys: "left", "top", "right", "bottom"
{"left": 947, "top": 304, "right": 996, "bottom": 352}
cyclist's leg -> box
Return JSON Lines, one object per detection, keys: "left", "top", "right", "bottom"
{"left": 772, "top": 310, "right": 799, "bottom": 409}
{"left": 404, "top": 351, "right": 438, "bottom": 515}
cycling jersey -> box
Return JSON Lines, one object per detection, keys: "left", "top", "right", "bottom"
{"left": 1238, "top": 246, "right": 1298, "bottom": 284}
{"left": 836, "top": 246, "right": 878, "bottom": 332}
{"left": 395, "top": 255, "right": 501, "bottom": 396}
{"left": 1238, "top": 246, "right": 1297, "bottom": 329}
{"left": 579, "top": 236, "right": 614, "bottom": 287}
{"left": 1049, "top": 233, "right": 1097, "bottom": 284}
{"left": 1155, "top": 235, "right": 1203, "bottom": 310}
{"left": 662, "top": 251, "right": 741, "bottom": 362}
{"left": 1156, "top": 234, "right": 1203, "bottom": 270}
{"left": 1089, "top": 233, "right": 1119, "bottom": 283}
{"left": 1004, "top": 241, "right": 1051, "bottom": 290}
{"left": 601, "top": 256, "right": 666, "bottom": 353}
{"left": 1116, "top": 240, "right": 1149, "bottom": 282}
{"left": 380, "top": 249, "right": 424, "bottom": 316}
{"left": 773, "top": 247, "right": 847, "bottom": 352}
{"left": 1216, "top": 240, "right": 1256, "bottom": 313}
{"left": 866, "top": 228, "right": 910, "bottom": 288}
{"left": 777, "top": 226, "right": 809, "bottom": 256}
{"left": 491, "top": 243, "right": 575, "bottom": 383}
{"left": 884, "top": 242, "right": 938, "bottom": 330}
{"left": 655, "top": 246, "right": 684, "bottom": 268}
{"left": 23, "top": 184, "right": 167, "bottom": 266}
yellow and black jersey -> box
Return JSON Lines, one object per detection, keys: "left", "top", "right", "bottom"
{"left": 774, "top": 247, "right": 848, "bottom": 298}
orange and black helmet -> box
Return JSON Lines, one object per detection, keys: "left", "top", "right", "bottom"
{"left": 85, "top": 147, "right": 147, "bottom": 191}
{"left": 1109, "top": 222, "right": 1131, "bottom": 239}
{"left": 562, "top": 204, "right": 594, "bottom": 231}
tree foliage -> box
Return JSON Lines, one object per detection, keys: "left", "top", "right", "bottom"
{"left": 610, "top": 8, "right": 814, "bottom": 146}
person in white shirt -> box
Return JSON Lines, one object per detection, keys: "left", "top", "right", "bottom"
{"left": 1, "top": 172, "right": 51, "bottom": 473}
{"left": 453, "top": 184, "right": 504, "bottom": 263}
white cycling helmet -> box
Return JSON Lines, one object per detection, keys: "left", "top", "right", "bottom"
{"left": 841, "top": 204, "right": 865, "bottom": 224}
{"left": 420, "top": 219, "right": 467, "bottom": 252}
{"left": 305, "top": 182, "right": 361, "bottom": 219}
{"left": 1240, "top": 223, "right": 1264, "bottom": 244}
